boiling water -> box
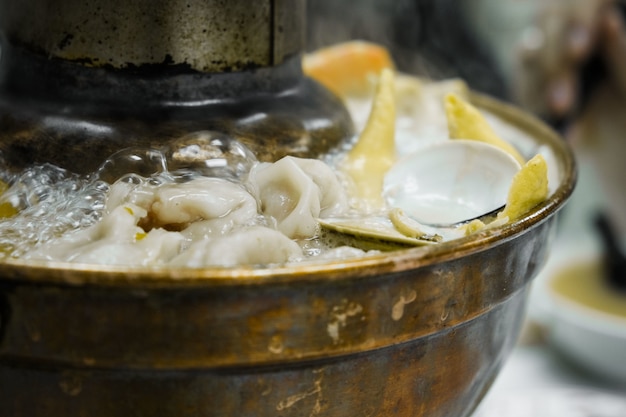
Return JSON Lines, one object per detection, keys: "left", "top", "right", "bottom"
{"left": 0, "top": 132, "right": 265, "bottom": 261}
{"left": 0, "top": 127, "right": 380, "bottom": 266}
{"left": 0, "top": 164, "right": 109, "bottom": 258}
{"left": 0, "top": 80, "right": 538, "bottom": 266}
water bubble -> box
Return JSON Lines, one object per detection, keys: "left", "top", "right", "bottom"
{"left": 0, "top": 164, "right": 109, "bottom": 259}
{"left": 95, "top": 147, "right": 167, "bottom": 184}
{"left": 166, "top": 131, "right": 258, "bottom": 181}
{"left": 117, "top": 173, "right": 144, "bottom": 186}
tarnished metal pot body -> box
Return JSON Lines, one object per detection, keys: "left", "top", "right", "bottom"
{"left": 0, "top": 233, "right": 540, "bottom": 417}
{"left": 0, "top": 95, "right": 576, "bottom": 416}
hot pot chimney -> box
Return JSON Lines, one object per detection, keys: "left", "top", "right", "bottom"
{"left": 0, "top": 0, "right": 353, "bottom": 174}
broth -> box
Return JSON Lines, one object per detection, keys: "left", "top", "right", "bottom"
{"left": 0, "top": 75, "right": 543, "bottom": 267}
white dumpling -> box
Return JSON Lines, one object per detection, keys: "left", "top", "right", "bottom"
{"left": 286, "top": 157, "right": 348, "bottom": 217}
{"left": 314, "top": 246, "right": 374, "bottom": 261}
{"left": 23, "top": 203, "right": 146, "bottom": 261}
{"left": 151, "top": 177, "right": 258, "bottom": 227}
{"left": 169, "top": 225, "right": 303, "bottom": 267}
{"left": 105, "top": 180, "right": 157, "bottom": 213}
{"left": 179, "top": 214, "right": 265, "bottom": 241}
{"left": 247, "top": 156, "right": 348, "bottom": 239}
{"left": 96, "top": 204, "right": 148, "bottom": 241}
{"left": 24, "top": 204, "right": 184, "bottom": 266}
{"left": 64, "top": 228, "right": 184, "bottom": 266}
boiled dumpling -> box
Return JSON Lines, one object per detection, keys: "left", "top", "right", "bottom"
{"left": 247, "top": 156, "right": 348, "bottom": 239}
{"left": 24, "top": 204, "right": 185, "bottom": 266}
{"left": 65, "top": 227, "right": 184, "bottom": 266}
{"left": 151, "top": 177, "right": 258, "bottom": 227}
{"left": 104, "top": 177, "right": 157, "bottom": 213}
{"left": 286, "top": 157, "right": 348, "bottom": 217}
{"left": 169, "top": 226, "right": 303, "bottom": 267}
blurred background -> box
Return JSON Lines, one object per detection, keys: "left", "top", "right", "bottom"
{"left": 308, "top": 0, "right": 626, "bottom": 415}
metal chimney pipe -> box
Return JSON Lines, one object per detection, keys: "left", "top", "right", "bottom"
{"left": 0, "top": 0, "right": 352, "bottom": 174}
{"left": 0, "top": 0, "right": 304, "bottom": 71}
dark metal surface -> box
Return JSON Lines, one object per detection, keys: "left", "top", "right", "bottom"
{"left": 0, "top": 94, "right": 576, "bottom": 416}
{"left": 0, "top": 51, "right": 353, "bottom": 175}
{"left": 0, "top": 0, "right": 304, "bottom": 71}
{"left": 0, "top": 0, "right": 353, "bottom": 174}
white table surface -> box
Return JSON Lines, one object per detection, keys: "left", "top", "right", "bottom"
{"left": 474, "top": 339, "right": 626, "bottom": 417}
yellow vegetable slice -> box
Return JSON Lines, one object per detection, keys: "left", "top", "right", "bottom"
{"left": 462, "top": 219, "right": 486, "bottom": 236}
{"left": 342, "top": 68, "right": 396, "bottom": 210}
{"left": 0, "top": 180, "right": 17, "bottom": 219}
{"left": 444, "top": 93, "right": 526, "bottom": 166}
{"left": 0, "top": 202, "right": 17, "bottom": 219}
{"left": 498, "top": 154, "right": 549, "bottom": 221}
{"left": 303, "top": 41, "right": 395, "bottom": 98}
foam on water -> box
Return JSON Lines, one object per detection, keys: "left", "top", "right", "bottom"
{"left": 0, "top": 131, "right": 261, "bottom": 261}
{"left": 0, "top": 164, "right": 109, "bottom": 258}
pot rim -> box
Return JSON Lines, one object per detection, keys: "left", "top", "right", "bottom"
{"left": 0, "top": 92, "right": 577, "bottom": 288}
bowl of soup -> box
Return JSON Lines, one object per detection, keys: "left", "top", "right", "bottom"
{"left": 538, "top": 252, "right": 626, "bottom": 385}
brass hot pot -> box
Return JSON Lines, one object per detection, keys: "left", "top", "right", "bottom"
{"left": 0, "top": 93, "right": 575, "bottom": 416}
{"left": 0, "top": 0, "right": 575, "bottom": 416}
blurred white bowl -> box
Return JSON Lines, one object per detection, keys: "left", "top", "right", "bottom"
{"left": 537, "top": 251, "right": 626, "bottom": 385}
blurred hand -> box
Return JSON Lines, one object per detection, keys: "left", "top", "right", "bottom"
{"left": 515, "top": 0, "right": 626, "bottom": 236}
{"left": 515, "top": 0, "right": 626, "bottom": 235}
{"left": 514, "top": 0, "right": 626, "bottom": 122}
